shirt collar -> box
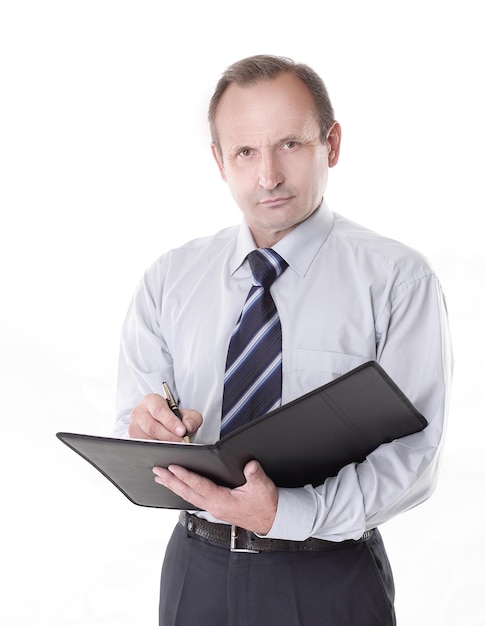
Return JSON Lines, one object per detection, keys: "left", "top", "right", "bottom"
{"left": 229, "top": 201, "right": 334, "bottom": 277}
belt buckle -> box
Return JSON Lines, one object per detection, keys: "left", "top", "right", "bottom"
{"left": 230, "top": 525, "right": 259, "bottom": 553}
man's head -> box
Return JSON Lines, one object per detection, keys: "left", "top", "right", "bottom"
{"left": 208, "top": 55, "right": 336, "bottom": 155}
{"left": 208, "top": 55, "right": 341, "bottom": 247}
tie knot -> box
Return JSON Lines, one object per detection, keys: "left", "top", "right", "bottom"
{"left": 248, "top": 248, "right": 288, "bottom": 289}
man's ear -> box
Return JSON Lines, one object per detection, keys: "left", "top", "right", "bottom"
{"left": 211, "top": 143, "right": 227, "bottom": 181}
{"left": 326, "top": 122, "right": 342, "bottom": 168}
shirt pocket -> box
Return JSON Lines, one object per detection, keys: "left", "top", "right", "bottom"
{"left": 288, "top": 350, "right": 370, "bottom": 399}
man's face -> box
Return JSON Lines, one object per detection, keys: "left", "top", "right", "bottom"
{"left": 211, "top": 72, "right": 341, "bottom": 247}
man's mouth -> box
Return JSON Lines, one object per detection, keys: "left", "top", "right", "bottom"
{"left": 259, "top": 196, "right": 293, "bottom": 208}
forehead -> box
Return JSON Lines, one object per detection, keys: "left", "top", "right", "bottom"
{"left": 214, "top": 73, "right": 320, "bottom": 146}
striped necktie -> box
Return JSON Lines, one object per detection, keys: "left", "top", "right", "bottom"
{"left": 221, "top": 248, "right": 288, "bottom": 436}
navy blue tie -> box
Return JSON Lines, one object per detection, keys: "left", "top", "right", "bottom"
{"left": 221, "top": 248, "right": 288, "bottom": 436}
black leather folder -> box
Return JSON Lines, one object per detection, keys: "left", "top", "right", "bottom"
{"left": 57, "top": 361, "right": 427, "bottom": 510}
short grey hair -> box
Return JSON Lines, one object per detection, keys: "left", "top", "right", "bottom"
{"left": 208, "top": 54, "right": 335, "bottom": 154}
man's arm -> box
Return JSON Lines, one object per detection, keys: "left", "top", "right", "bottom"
{"left": 151, "top": 272, "right": 451, "bottom": 541}
{"left": 268, "top": 273, "right": 452, "bottom": 541}
{"left": 153, "top": 460, "right": 278, "bottom": 535}
{"left": 116, "top": 249, "right": 451, "bottom": 541}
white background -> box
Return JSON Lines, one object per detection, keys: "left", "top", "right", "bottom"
{"left": 1, "top": 1, "right": 484, "bottom": 624}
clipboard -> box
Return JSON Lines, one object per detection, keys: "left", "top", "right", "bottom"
{"left": 57, "top": 361, "right": 427, "bottom": 509}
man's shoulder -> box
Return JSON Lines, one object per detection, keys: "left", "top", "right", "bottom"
{"left": 146, "top": 224, "right": 239, "bottom": 277}
{"left": 175, "top": 224, "right": 240, "bottom": 254}
{"left": 332, "top": 212, "right": 432, "bottom": 269}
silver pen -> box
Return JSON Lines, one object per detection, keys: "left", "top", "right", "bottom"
{"left": 162, "top": 382, "right": 190, "bottom": 442}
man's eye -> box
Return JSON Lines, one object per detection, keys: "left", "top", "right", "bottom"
{"left": 239, "top": 149, "right": 252, "bottom": 157}
{"left": 284, "top": 141, "right": 298, "bottom": 150}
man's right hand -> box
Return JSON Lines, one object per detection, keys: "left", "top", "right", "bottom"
{"left": 128, "top": 393, "right": 203, "bottom": 442}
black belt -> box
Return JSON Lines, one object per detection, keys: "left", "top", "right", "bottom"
{"left": 179, "top": 512, "right": 373, "bottom": 553}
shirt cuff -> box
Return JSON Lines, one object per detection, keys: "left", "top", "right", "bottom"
{"left": 264, "top": 486, "right": 317, "bottom": 541}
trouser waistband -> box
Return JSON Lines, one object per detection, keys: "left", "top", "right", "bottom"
{"left": 179, "top": 512, "right": 373, "bottom": 553}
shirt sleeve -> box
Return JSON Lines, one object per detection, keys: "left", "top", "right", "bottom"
{"left": 267, "top": 272, "right": 453, "bottom": 541}
{"left": 113, "top": 259, "right": 174, "bottom": 438}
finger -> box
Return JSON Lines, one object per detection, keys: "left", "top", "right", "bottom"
{"left": 128, "top": 406, "right": 166, "bottom": 440}
{"left": 153, "top": 465, "right": 220, "bottom": 509}
{"left": 240, "top": 460, "right": 270, "bottom": 493}
{"left": 154, "top": 465, "right": 215, "bottom": 496}
{"left": 128, "top": 420, "right": 153, "bottom": 439}
{"left": 179, "top": 409, "right": 203, "bottom": 436}
{"left": 147, "top": 395, "right": 188, "bottom": 436}
{"left": 148, "top": 398, "right": 203, "bottom": 438}
{"left": 130, "top": 394, "right": 185, "bottom": 441}
{"left": 243, "top": 459, "right": 262, "bottom": 479}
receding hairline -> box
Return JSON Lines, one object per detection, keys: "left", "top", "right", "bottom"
{"left": 208, "top": 55, "right": 336, "bottom": 153}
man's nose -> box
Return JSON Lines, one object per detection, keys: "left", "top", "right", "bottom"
{"left": 258, "top": 152, "right": 284, "bottom": 190}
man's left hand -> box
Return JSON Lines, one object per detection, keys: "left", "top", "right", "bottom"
{"left": 152, "top": 460, "right": 278, "bottom": 535}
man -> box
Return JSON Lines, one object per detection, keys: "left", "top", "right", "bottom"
{"left": 114, "top": 55, "right": 452, "bottom": 625}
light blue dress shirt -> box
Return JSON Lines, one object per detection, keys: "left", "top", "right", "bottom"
{"left": 114, "top": 202, "right": 453, "bottom": 541}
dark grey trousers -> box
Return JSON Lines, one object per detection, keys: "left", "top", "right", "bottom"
{"left": 159, "top": 522, "right": 396, "bottom": 625}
